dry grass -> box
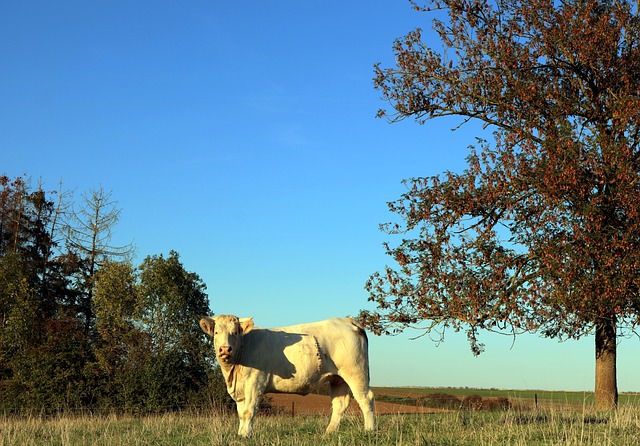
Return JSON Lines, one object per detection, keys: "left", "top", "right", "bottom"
{"left": 2, "top": 406, "right": 640, "bottom": 445}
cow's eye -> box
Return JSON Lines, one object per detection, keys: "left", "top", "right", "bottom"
{"left": 231, "top": 332, "right": 238, "bottom": 336}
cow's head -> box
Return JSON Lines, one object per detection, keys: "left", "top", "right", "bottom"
{"left": 199, "top": 315, "right": 254, "bottom": 364}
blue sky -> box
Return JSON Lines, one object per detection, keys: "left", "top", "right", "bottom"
{"left": 2, "top": 0, "right": 639, "bottom": 392}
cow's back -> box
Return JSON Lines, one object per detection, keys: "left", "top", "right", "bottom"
{"left": 238, "top": 318, "right": 368, "bottom": 389}
{"left": 274, "top": 318, "right": 369, "bottom": 376}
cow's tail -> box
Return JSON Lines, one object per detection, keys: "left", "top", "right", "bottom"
{"left": 349, "top": 318, "right": 371, "bottom": 384}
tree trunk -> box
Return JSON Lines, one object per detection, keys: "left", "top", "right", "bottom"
{"left": 594, "top": 317, "right": 617, "bottom": 410}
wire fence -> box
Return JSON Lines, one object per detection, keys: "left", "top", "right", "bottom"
{"left": 0, "top": 401, "right": 236, "bottom": 419}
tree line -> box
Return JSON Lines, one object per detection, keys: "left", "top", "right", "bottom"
{"left": 0, "top": 175, "right": 231, "bottom": 413}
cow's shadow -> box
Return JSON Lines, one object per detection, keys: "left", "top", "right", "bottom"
{"left": 238, "top": 330, "right": 308, "bottom": 379}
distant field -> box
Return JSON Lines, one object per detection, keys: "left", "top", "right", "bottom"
{"left": 268, "top": 387, "right": 640, "bottom": 415}
{"left": 372, "top": 387, "right": 640, "bottom": 407}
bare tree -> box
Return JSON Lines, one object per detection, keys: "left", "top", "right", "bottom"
{"left": 66, "top": 187, "right": 134, "bottom": 335}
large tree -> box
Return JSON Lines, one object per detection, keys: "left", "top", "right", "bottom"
{"left": 136, "top": 251, "right": 212, "bottom": 409}
{"left": 0, "top": 177, "right": 91, "bottom": 411}
{"left": 359, "top": 0, "right": 640, "bottom": 409}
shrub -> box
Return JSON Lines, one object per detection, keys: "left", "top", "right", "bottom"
{"left": 461, "top": 395, "right": 511, "bottom": 411}
{"left": 462, "top": 395, "right": 484, "bottom": 411}
{"left": 418, "top": 393, "right": 462, "bottom": 410}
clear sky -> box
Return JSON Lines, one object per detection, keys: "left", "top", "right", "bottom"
{"left": 2, "top": 0, "right": 639, "bottom": 392}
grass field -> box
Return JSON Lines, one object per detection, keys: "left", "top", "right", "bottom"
{"left": 3, "top": 409, "right": 640, "bottom": 446}
{"left": 3, "top": 389, "right": 640, "bottom": 445}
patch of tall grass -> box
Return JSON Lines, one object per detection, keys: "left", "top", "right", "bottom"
{"left": 2, "top": 407, "right": 640, "bottom": 445}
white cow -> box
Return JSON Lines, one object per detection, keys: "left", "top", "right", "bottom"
{"left": 199, "top": 315, "right": 375, "bottom": 437}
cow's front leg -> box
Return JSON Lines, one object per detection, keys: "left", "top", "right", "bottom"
{"left": 235, "top": 400, "right": 249, "bottom": 437}
{"left": 236, "top": 390, "right": 261, "bottom": 437}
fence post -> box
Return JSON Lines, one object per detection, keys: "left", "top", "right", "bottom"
{"left": 291, "top": 401, "right": 295, "bottom": 418}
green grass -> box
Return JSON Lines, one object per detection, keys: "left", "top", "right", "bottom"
{"left": 3, "top": 407, "right": 640, "bottom": 445}
{"left": 3, "top": 388, "right": 640, "bottom": 445}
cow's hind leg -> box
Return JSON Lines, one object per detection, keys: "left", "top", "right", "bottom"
{"left": 326, "top": 377, "right": 351, "bottom": 433}
{"left": 343, "top": 375, "right": 375, "bottom": 431}
{"left": 355, "top": 387, "right": 375, "bottom": 431}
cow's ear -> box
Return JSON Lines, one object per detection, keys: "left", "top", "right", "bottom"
{"left": 199, "top": 316, "right": 216, "bottom": 336}
{"left": 239, "top": 317, "right": 254, "bottom": 334}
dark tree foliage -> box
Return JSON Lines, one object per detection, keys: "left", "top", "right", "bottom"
{"left": 360, "top": 0, "right": 640, "bottom": 409}
{"left": 0, "top": 175, "right": 227, "bottom": 414}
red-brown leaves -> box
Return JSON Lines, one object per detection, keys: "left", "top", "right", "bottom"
{"left": 361, "top": 0, "right": 640, "bottom": 353}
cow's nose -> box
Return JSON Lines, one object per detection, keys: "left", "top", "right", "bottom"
{"left": 219, "top": 346, "right": 232, "bottom": 355}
